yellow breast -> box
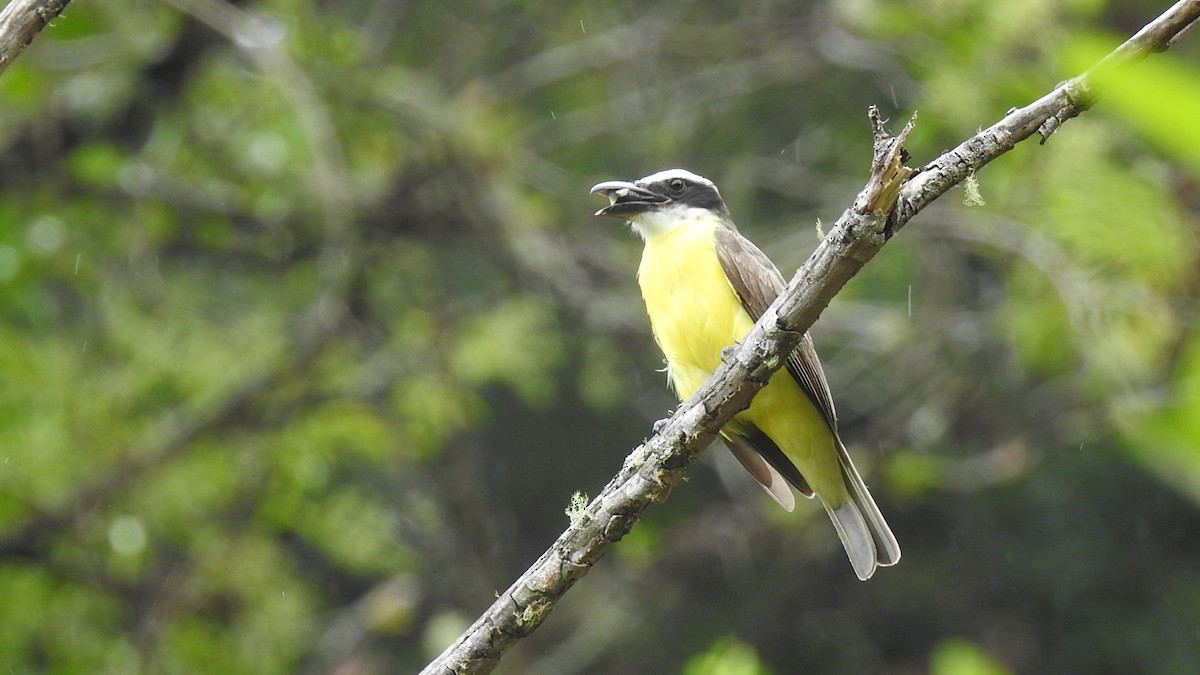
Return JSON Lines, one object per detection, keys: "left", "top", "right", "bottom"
{"left": 635, "top": 216, "right": 844, "bottom": 502}
{"left": 637, "top": 220, "right": 753, "bottom": 401}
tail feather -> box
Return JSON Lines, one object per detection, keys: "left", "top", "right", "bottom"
{"left": 723, "top": 426, "right": 900, "bottom": 579}
{"left": 723, "top": 434, "right": 796, "bottom": 512}
{"left": 836, "top": 438, "right": 901, "bottom": 568}
{"left": 825, "top": 499, "right": 877, "bottom": 581}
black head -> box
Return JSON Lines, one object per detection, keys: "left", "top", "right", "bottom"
{"left": 590, "top": 169, "right": 731, "bottom": 222}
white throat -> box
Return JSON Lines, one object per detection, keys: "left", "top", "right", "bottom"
{"left": 628, "top": 204, "right": 723, "bottom": 242}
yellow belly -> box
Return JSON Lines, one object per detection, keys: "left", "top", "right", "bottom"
{"left": 637, "top": 222, "right": 846, "bottom": 503}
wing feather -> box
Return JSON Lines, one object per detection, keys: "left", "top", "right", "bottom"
{"left": 713, "top": 225, "right": 841, "bottom": 437}
{"left": 722, "top": 433, "right": 797, "bottom": 511}
{"left": 715, "top": 227, "right": 900, "bottom": 568}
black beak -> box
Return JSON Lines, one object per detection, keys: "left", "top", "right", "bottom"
{"left": 590, "top": 180, "right": 670, "bottom": 217}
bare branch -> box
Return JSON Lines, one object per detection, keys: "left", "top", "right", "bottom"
{"left": 0, "top": 0, "right": 71, "bottom": 76}
{"left": 422, "top": 1, "right": 1200, "bottom": 672}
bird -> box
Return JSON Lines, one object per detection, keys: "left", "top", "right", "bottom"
{"left": 591, "top": 169, "right": 900, "bottom": 580}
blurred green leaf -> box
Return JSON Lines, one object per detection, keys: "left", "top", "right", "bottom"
{"left": 451, "top": 296, "right": 565, "bottom": 407}
{"left": 931, "top": 638, "right": 1011, "bottom": 675}
{"left": 684, "top": 636, "right": 774, "bottom": 675}
{"left": 1118, "top": 331, "right": 1200, "bottom": 504}
{"left": 1064, "top": 34, "right": 1200, "bottom": 174}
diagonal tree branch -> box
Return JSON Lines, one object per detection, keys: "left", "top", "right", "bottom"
{"left": 426, "top": 1, "right": 1200, "bottom": 672}
{"left": 0, "top": 0, "right": 71, "bottom": 76}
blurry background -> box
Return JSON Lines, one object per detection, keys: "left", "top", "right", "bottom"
{"left": 1, "top": 0, "right": 1199, "bottom": 673}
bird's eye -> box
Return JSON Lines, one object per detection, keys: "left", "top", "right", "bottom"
{"left": 668, "top": 178, "right": 686, "bottom": 193}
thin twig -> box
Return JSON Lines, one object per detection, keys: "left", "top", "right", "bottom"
{"left": 420, "top": 1, "right": 1200, "bottom": 673}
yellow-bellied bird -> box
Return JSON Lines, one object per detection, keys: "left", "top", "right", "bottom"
{"left": 591, "top": 169, "right": 900, "bottom": 580}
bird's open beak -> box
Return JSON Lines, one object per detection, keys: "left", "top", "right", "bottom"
{"left": 590, "top": 180, "right": 669, "bottom": 217}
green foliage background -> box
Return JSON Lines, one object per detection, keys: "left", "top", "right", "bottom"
{"left": 1, "top": 0, "right": 1198, "bottom": 673}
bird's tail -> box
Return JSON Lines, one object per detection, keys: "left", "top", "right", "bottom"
{"left": 823, "top": 440, "right": 901, "bottom": 581}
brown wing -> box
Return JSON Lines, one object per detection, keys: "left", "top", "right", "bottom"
{"left": 722, "top": 432, "right": 797, "bottom": 510}
{"left": 718, "top": 225, "right": 902, "bottom": 566}
{"left": 713, "top": 225, "right": 841, "bottom": 438}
